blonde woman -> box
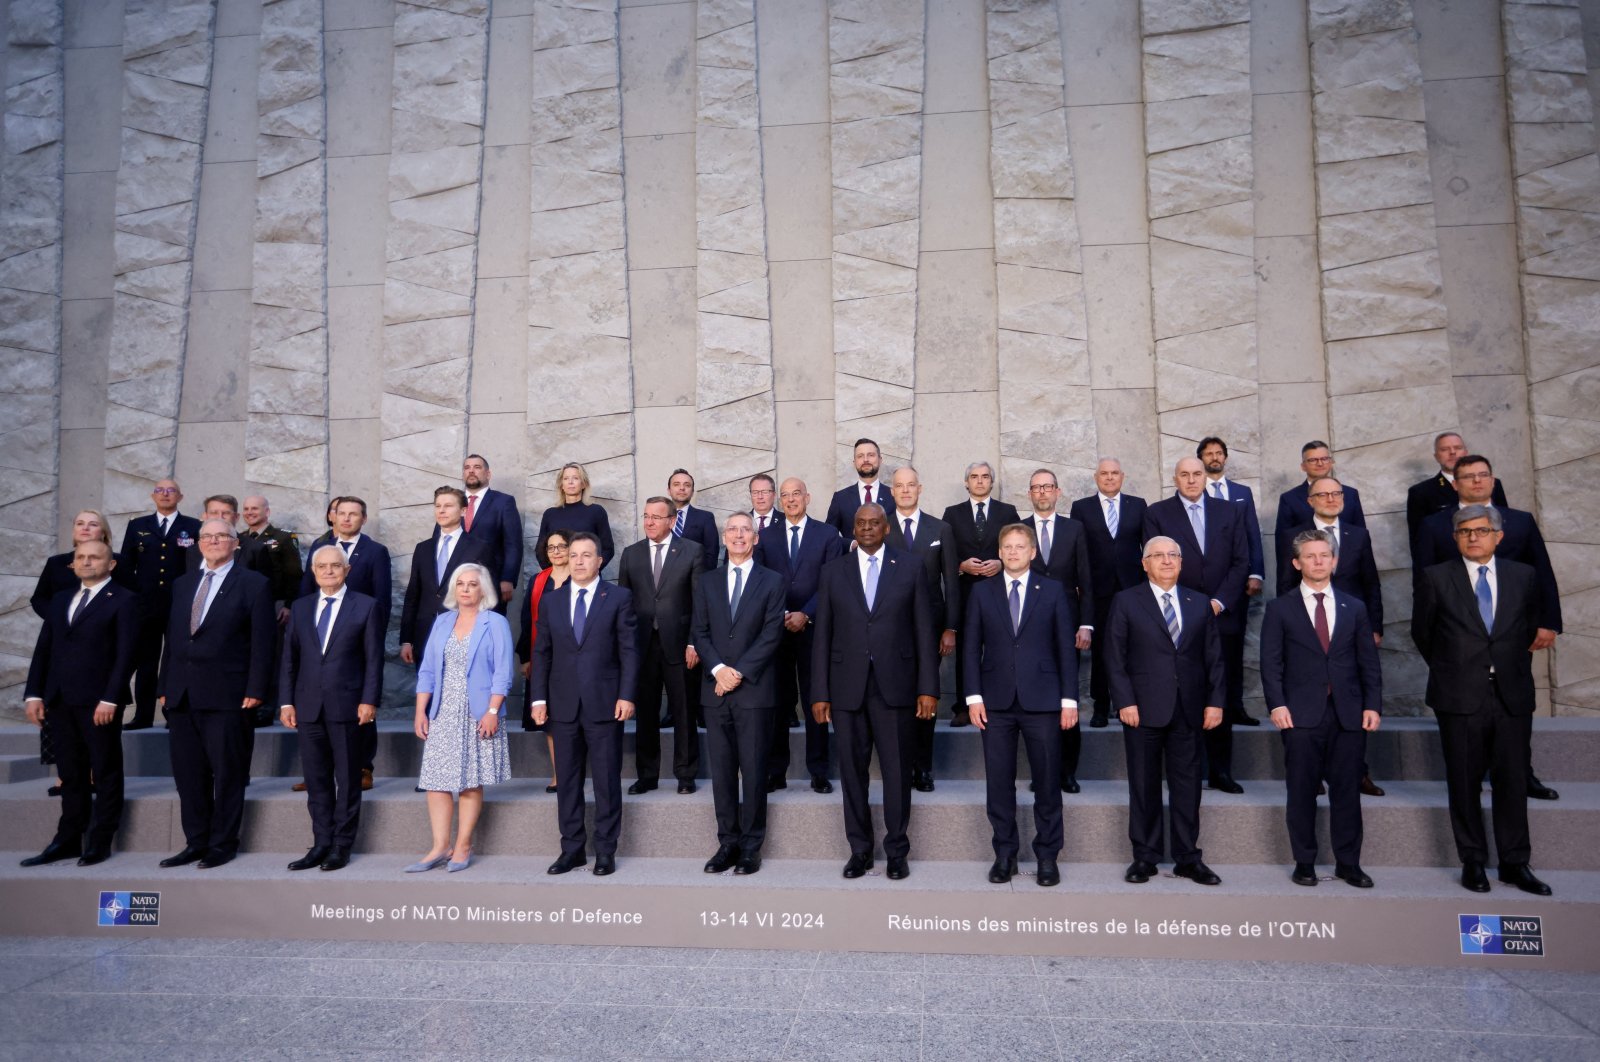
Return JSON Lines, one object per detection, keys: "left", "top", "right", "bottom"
{"left": 534, "top": 462, "right": 614, "bottom": 569}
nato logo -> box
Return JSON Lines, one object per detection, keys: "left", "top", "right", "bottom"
{"left": 98, "top": 891, "right": 160, "bottom": 927}
{"left": 1460, "top": 914, "right": 1544, "bottom": 956}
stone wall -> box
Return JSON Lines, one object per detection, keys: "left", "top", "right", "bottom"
{"left": 4, "top": 0, "right": 1597, "bottom": 717}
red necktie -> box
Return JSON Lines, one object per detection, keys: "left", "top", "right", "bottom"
{"left": 1313, "top": 592, "right": 1330, "bottom": 653}
{"left": 863, "top": 485, "right": 871, "bottom": 506}
{"left": 464, "top": 494, "right": 476, "bottom": 531}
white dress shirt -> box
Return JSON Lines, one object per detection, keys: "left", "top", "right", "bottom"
{"left": 435, "top": 525, "right": 462, "bottom": 574}
{"left": 71, "top": 575, "right": 114, "bottom": 615}
{"left": 710, "top": 559, "right": 755, "bottom": 677}
{"left": 1149, "top": 581, "right": 1182, "bottom": 640}
{"left": 1313, "top": 518, "right": 1341, "bottom": 556}
{"left": 895, "top": 509, "right": 923, "bottom": 542}
{"left": 194, "top": 558, "right": 235, "bottom": 626}
{"left": 1099, "top": 492, "right": 1121, "bottom": 529}
{"left": 1464, "top": 555, "right": 1497, "bottom": 618}
{"left": 1299, "top": 580, "right": 1336, "bottom": 637}
{"left": 855, "top": 543, "right": 885, "bottom": 587}
{"left": 530, "top": 577, "right": 601, "bottom": 710}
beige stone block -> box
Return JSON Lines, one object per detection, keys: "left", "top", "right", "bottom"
{"left": 1251, "top": 0, "right": 1310, "bottom": 94}
{"left": 62, "top": 170, "right": 115, "bottom": 301}
{"left": 179, "top": 290, "right": 252, "bottom": 423}
{"left": 1522, "top": 275, "right": 1600, "bottom": 385}
{"left": 191, "top": 162, "right": 258, "bottom": 293}
{"left": 1535, "top": 453, "right": 1600, "bottom": 545}
{"left": 629, "top": 266, "right": 696, "bottom": 407}
{"left": 65, "top": 0, "right": 122, "bottom": 48}
{"left": 56, "top": 428, "right": 106, "bottom": 532}
{"left": 916, "top": 248, "right": 997, "bottom": 394}
{"left": 621, "top": 133, "right": 695, "bottom": 270}
{"left": 61, "top": 298, "right": 112, "bottom": 431}
{"left": 1327, "top": 329, "right": 1448, "bottom": 396}
{"left": 620, "top": 2, "right": 694, "bottom": 138}
{"left": 1316, "top": 152, "right": 1434, "bottom": 217}
{"left": 1332, "top": 383, "right": 1456, "bottom": 450}
{"left": 484, "top": 13, "right": 533, "bottom": 147}
{"left": 204, "top": 33, "right": 260, "bottom": 166}
{"left": 1257, "top": 381, "right": 1328, "bottom": 516}
{"left": 632, "top": 404, "right": 695, "bottom": 508}
{"left": 1437, "top": 223, "right": 1525, "bottom": 377}
{"left": 774, "top": 398, "right": 835, "bottom": 512}
{"left": 1253, "top": 91, "right": 1316, "bottom": 239}
{"left": 1320, "top": 249, "right": 1447, "bottom": 342}
{"left": 1423, "top": 77, "right": 1514, "bottom": 227}
{"left": 63, "top": 46, "right": 121, "bottom": 174}
{"left": 328, "top": 284, "right": 384, "bottom": 419}
{"left": 466, "top": 409, "right": 531, "bottom": 509}
{"left": 1081, "top": 243, "right": 1155, "bottom": 389}
{"left": 477, "top": 145, "right": 531, "bottom": 279}
{"left": 1090, "top": 387, "right": 1161, "bottom": 498}
{"left": 923, "top": 0, "right": 986, "bottom": 115}
{"left": 1150, "top": 238, "right": 1254, "bottom": 340}
{"left": 913, "top": 389, "right": 999, "bottom": 514}
{"left": 1412, "top": 0, "right": 1503, "bottom": 81}
{"left": 1255, "top": 234, "right": 1325, "bottom": 384}
{"left": 467, "top": 277, "right": 527, "bottom": 415}
{"left": 754, "top": 0, "right": 828, "bottom": 127}
{"left": 1065, "top": 103, "right": 1148, "bottom": 245}
{"left": 327, "top": 154, "right": 389, "bottom": 287}
{"left": 326, "top": 26, "right": 394, "bottom": 158}
{"left": 920, "top": 110, "right": 993, "bottom": 252}
{"left": 770, "top": 258, "right": 832, "bottom": 402}
{"left": 1454, "top": 374, "right": 1533, "bottom": 487}
{"left": 325, "top": 0, "right": 394, "bottom": 32}
{"left": 217, "top": 0, "right": 263, "bottom": 37}
{"left": 1337, "top": 435, "right": 1445, "bottom": 520}
{"left": 761, "top": 122, "right": 831, "bottom": 261}
{"left": 1060, "top": 0, "right": 1142, "bottom": 107}
{"left": 173, "top": 419, "right": 246, "bottom": 492}
{"left": 327, "top": 415, "right": 381, "bottom": 513}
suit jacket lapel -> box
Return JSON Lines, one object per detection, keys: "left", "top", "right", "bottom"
{"left": 192, "top": 566, "right": 237, "bottom": 636}
{"left": 323, "top": 594, "right": 359, "bottom": 655}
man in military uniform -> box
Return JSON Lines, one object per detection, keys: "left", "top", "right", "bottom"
{"left": 240, "top": 495, "right": 304, "bottom": 620}
{"left": 121, "top": 479, "right": 201, "bottom": 729}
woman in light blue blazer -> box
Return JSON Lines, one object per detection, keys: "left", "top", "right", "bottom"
{"left": 408, "top": 563, "right": 513, "bottom": 872}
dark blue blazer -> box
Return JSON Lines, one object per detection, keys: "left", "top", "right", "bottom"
{"left": 529, "top": 579, "right": 640, "bottom": 724}
{"left": 298, "top": 532, "right": 393, "bottom": 626}
{"left": 159, "top": 564, "right": 277, "bottom": 709}
{"left": 1414, "top": 558, "right": 1539, "bottom": 717}
{"left": 1068, "top": 493, "right": 1146, "bottom": 603}
{"left": 120, "top": 511, "right": 201, "bottom": 616}
{"left": 810, "top": 547, "right": 939, "bottom": 709}
{"left": 825, "top": 482, "right": 891, "bottom": 538}
{"left": 1259, "top": 589, "right": 1382, "bottom": 731}
{"left": 1277, "top": 481, "right": 1366, "bottom": 538}
{"left": 885, "top": 511, "right": 960, "bottom": 631}
{"left": 25, "top": 581, "right": 140, "bottom": 707}
{"left": 1141, "top": 494, "right": 1250, "bottom": 634}
{"left": 400, "top": 532, "right": 493, "bottom": 650}
{"left": 691, "top": 563, "right": 787, "bottom": 708}
{"left": 535, "top": 501, "right": 615, "bottom": 569}
{"left": 1277, "top": 519, "right": 1384, "bottom": 633}
{"left": 279, "top": 589, "right": 385, "bottom": 723}
{"left": 1406, "top": 470, "right": 1508, "bottom": 543}
{"left": 961, "top": 573, "right": 1078, "bottom": 712}
{"left": 674, "top": 504, "right": 720, "bottom": 572}
{"left": 1210, "top": 480, "right": 1264, "bottom": 579}
{"left": 1022, "top": 513, "right": 1092, "bottom": 625}
{"left": 753, "top": 517, "right": 845, "bottom": 617}
{"left": 1411, "top": 506, "right": 1561, "bottom": 632}
{"left": 31, "top": 549, "right": 134, "bottom": 618}
{"left": 458, "top": 487, "right": 524, "bottom": 589}
{"left": 1104, "top": 583, "right": 1224, "bottom": 728}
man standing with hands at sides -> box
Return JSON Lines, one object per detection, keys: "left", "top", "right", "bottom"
{"left": 460, "top": 454, "right": 524, "bottom": 615}
{"left": 748, "top": 473, "right": 778, "bottom": 534}
{"left": 1197, "top": 437, "right": 1264, "bottom": 728}
{"left": 668, "top": 469, "right": 720, "bottom": 572}
{"left": 122, "top": 478, "right": 201, "bottom": 729}
{"left": 1262, "top": 530, "right": 1382, "bottom": 889}
{"left": 1070, "top": 459, "right": 1147, "bottom": 728}
{"left": 811, "top": 505, "right": 939, "bottom": 881}
{"left": 279, "top": 546, "right": 385, "bottom": 872}
{"left": 1406, "top": 432, "right": 1507, "bottom": 545}
{"left": 239, "top": 496, "right": 302, "bottom": 622}
{"left": 943, "top": 461, "right": 1020, "bottom": 727}
{"left": 400, "top": 488, "right": 491, "bottom": 667}
{"left": 1277, "top": 440, "right": 1367, "bottom": 537}
{"left": 1106, "top": 536, "right": 1225, "bottom": 886}
{"left": 964, "top": 525, "right": 1078, "bottom": 886}
{"left": 825, "top": 438, "right": 891, "bottom": 537}
{"left": 21, "top": 540, "right": 139, "bottom": 867}
{"left": 156, "top": 519, "right": 276, "bottom": 869}
{"left": 1414, "top": 506, "right": 1552, "bottom": 896}
{"left": 530, "top": 532, "right": 639, "bottom": 876}
{"left": 693, "top": 514, "right": 787, "bottom": 874}
{"left": 617, "top": 497, "right": 703, "bottom": 794}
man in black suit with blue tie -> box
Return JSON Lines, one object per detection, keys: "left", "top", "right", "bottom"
{"left": 1105, "top": 536, "right": 1225, "bottom": 886}
{"left": 692, "top": 513, "right": 787, "bottom": 874}
{"left": 156, "top": 519, "right": 277, "bottom": 869}
{"left": 1021, "top": 468, "right": 1093, "bottom": 792}
{"left": 824, "top": 438, "right": 892, "bottom": 537}
{"left": 460, "top": 454, "right": 524, "bottom": 614}
{"left": 1276, "top": 440, "right": 1367, "bottom": 537}
{"left": 942, "top": 461, "right": 1021, "bottom": 727}
{"left": 1405, "top": 432, "right": 1508, "bottom": 546}
{"left": 1262, "top": 530, "right": 1382, "bottom": 889}
{"left": 1198, "top": 437, "right": 1264, "bottom": 726}
{"left": 1070, "top": 459, "right": 1146, "bottom": 727}
{"left": 400, "top": 487, "right": 492, "bottom": 665}
{"left": 279, "top": 545, "right": 386, "bottom": 872}
{"left": 812, "top": 504, "right": 939, "bottom": 880}
{"left": 21, "top": 540, "right": 139, "bottom": 867}
{"left": 668, "top": 469, "right": 720, "bottom": 571}
{"left": 121, "top": 478, "right": 201, "bottom": 729}
{"left": 530, "top": 531, "right": 640, "bottom": 876}
{"left": 1143, "top": 457, "right": 1251, "bottom": 793}
{"left": 754, "top": 478, "right": 845, "bottom": 793}
{"left": 964, "top": 524, "right": 1078, "bottom": 886}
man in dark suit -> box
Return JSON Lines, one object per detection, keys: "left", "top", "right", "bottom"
{"left": 1276, "top": 440, "right": 1366, "bottom": 537}
{"left": 1070, "top": 458, "right": 1147, "bottom": 727}
{"left": 461, "top": 454, "right": 525, "bottom": 613}
{"left": 617, "top": 496, "right": 704, "bottom": 793}
{"left": 1262, "top": 530, "right": 1382, "bottom": 889}
{"left": 748, "top": 473, "right": 779, "bottom": 535}
{"left": 885, "top": 465, "right": 958, "bottom": 792}
{"left": 942, "top": 460, "right": 1021, "bottom": 727}
{"left": 1405, "top": 432, "right": 1507, "bottom": 545}
{"left": 692, "top": 513, "right": 787, "bottom": 874}
{"left": 400, "top": 487, "right": 492, "bottom": 664}
{"left": 156, "top": 519, "right": 277, "bottom": 869}
{"left": 824, "top": 437, "right": 892, "bottom": 538}
{"left": 1414, "top": 505, "right": 1552, "bottom": 896}
{"left": 278, "top": 544, "right": 385, "bottom": 872}
{"left": 1143, "top": 457, "right": 1251, "bottom": 793}
{"left": 187, "top": 495, "right": 279, "bottom": 728}
{"left": 964, "top": 524, "right": 1078, "bottom": 886}
{"left": 121, "top": 478, "right": 201, "bottom": 729}
{"left": 668, "top": 469, "right": 720, "bottom": 571}
{"left": 1022, "top": 467, "right": 1093, "bottom": 792}
{"left": 1105, "top": 536, "right": 1226, "bottom": 886}
{"left": 754, "top": 477, "right": 845, "bottom": 793}
{"left": 812, "top": 504, "right": 939, "bottom": 880}
{"left": 21, "top": 540, "right": 139, "bottom": 867}
{"left": 1198, "top": 437, "right": 1264, "bottom": 726}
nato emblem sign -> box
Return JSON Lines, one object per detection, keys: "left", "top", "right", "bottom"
{"left": 99, "top": 892, "right": 161, "bottom": 927}
{"left": 1459, "top": 914, "right": 1544, "bottom": 956}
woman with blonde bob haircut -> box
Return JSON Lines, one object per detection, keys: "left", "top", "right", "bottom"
{"left": 534, "top": 461, "right": 615, "bottom": 569}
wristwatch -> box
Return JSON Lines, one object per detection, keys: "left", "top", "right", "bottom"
{"left": 486, "top": 707, "right": 499, "bottom": 716}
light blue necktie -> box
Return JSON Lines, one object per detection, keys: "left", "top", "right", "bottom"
{"left": 1105, "top": 497, "right": 1118, "bottom": 537}
{"left": 1211, "top": 481, "right": 1224, "bottom": 500}
{"left": 864, "top": 554, "right": 879, "bottom": 611}
{"left": 435, "top": 532, "right": 451, "bottom": 582}
{"left": 1475, "top": 565, "right": 1493, "bottom": 632}
{"left": 1038, "top": 518, "right": 1051, "bottom": 564}
{"left": 729, "top": 565, "right": 744, "bottom": 619}
{"left": 1009, "top": 579, "right": 1022, "bottom": 634}
{"left": 673, "top": 509, "right": 685, "bottom": 537}
{"left": 573, "top": 587, "right": 588, "bottom": 644}
{"left": 316, "top": 595, "right": 336, "bottom": 650}
{"left": 1188, "top": 502, "right": 1206, "bottom": 554}
{"left": 1162, "top": 592, "right": 1180, "bottom": 645}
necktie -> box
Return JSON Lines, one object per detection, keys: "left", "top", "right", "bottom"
{"left": 464, "top": 494, "right": 476, "bottom": 532}
{"left": 904, "top": 517, "right": 914, "bottom": 543}
{"left": 573, "top": 586, "right": 588, "bottom": 643}
{"left": 864, "top": 554, "right": 879, "bottom": 611}
{"left": 789, "top": 524, "right": 799, "bottom": 561}
{"left": 1105, "top": 497, "right": 1118, "bottom": 537}
{"left": 70, "top": 587, "right": 90, "bottom": 627}
{"left": 1038, "top": 518, "right": 1052, "bottom": 564}
{"left": 1211, "top": 481, "right": 1224, "bottom": 500}
{"left": 1009, "top": 579, "right": 1022, "bottom": 634}
{"left": 341, "top": 540, "right": 352, "bottom": 555}
{"left": 190, "top": 570, "right": 213, "bottom": 635}
{"left": 159, "top": 516, "right": 169, "bottom": 537}
{"left": 1313, "top": 591, "right": 1330, "bottom": 652}
{"left": 1475, "top": 565, "right": 1493, "bottom": 631}
{"left": 757, "top": 513, "right": 767, "bottom": 533}
{"left": 729, "top": 565, "right": 744, "bottom": 619}
{"left": 1162, "top": 592, "right": 1180, "bottom": 645}
{"left": 652, "top": 542, "right": 664, "bottom": 588}
{"left": 436, "top": 532, "right": 451, "bottom": 582}
{"left": 674, "top": 509, "right": 686, "bottom": 536}
{"left": 1188, "top": 502, "right": 1205, "bottom": 553}
{"left": 975, "top": 501, "right": 987, "bottom": 539}
{"left": 864, "top": 484, "right": 872, "bottom": 507}
{"left": 317, "top": 595, "right": 336, "bottom": 649}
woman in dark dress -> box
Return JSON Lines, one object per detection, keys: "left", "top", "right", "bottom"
{"left": 534, "top": 462, "right": 614, "bottom": 570}
{"left": 515, "top": 531, "right": 572, "bottom": 792}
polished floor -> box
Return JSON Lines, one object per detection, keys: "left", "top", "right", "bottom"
{"left": 0, "top": 935, "right": 1595, "bottom": 1060}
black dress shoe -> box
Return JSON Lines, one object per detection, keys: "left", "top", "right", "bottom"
{"left": 886, "top": 856, "right": 909, "bottom": 880}
{"left": 677, "top": 781, "right": 697, "bottom": 795}
{"left": 1291, "top": 862, "right": 1319, "bottom": 887}
{"left": 593, "top": 854, "right": 616, "bottom": 876}
{"left": 1036, "top": 859, "right": 1061, "bottom": 887}
{"left": 766, "top": 777, "right": 787, "bottom": 792}
{"left": 1461, "top": 861, "right": 1491, "bottom": 893}
{"left": 1125, "top": 859, "right": 1157, "bottom": 884}
{"left": 704, "top": 845, "right": 739, "bottom": 873}
{"left": 1499, "top": 863, "right": 1552, "bottom": 896}
{"left": 20, "top": 841, "right": 80, "bottom": 867}
{"left": 1527, "top": 777, "right": 1560, "bottom": 801}
{"left": 950, "top": 708, "right": 970, "bottom": 728}
{"left": 842, "top": 853, "right": 873, "bottom": 879}
{"left": 1335, "top": 863, "right": 1373, "bottom": 888}
{"left": 545, "top": 783, "right": 558, "bottom": 794}
{"left": 1174, "top": 861, "right": 1221, "bottom": 886}
{"left": 1234, "top": 713, "right": 1262, "bottom": 726}
{"left": 287, "top": 846, "right": 330, "bottom": 871}
{"left": 160, "top": 846, "right": 204, "bottom": 868}
{"left": 320, "top": 847, "right": 350, "bottom": 872}
{"left": 810, "top": 777, "right": 833, "bottom": 794}
{"left": 47, "top": 784, "right": 62, "bottom": 796}
{"left": 124, "top": 721, "right": 152, "bottom": 731}
{"left": 547, "top": 852, "right": 587, "bottom": 875}
{"left": 1060, "top": 774, "right": 1080, "bottom": 794}
{"left": 988, "top": 857, "right": 1018, "bottom": 884}
{"left": 77, "top": 847, "right": 110, "bottom": 867}
{"left": 1360, "top": 774, "right": 1385, "bottom": 797}
{"left": 197, "top": 851, "right": 234, "bottom": 869}
{"left": 1208, "top": 774, "right": 1244, "bottom": 794}
{"left": 627, "top": 780, "right": 657, "bottom": 795}
{"left": 734, "top": 854, "right": 762, "bottom": 875}
{"left": 1089, "top": 712, "right": 1109, "bottom": 728}
{"left": 912, "top": 770, "right": 934, "bottom": 793}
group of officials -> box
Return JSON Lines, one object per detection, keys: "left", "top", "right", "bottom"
{"left": 21, "top": 432, "right": 1562, "bottom": 896}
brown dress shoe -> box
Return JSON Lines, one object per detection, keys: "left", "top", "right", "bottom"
{"left": 361, "top": 769, "right": 374, "bottom": 791}
{"left": 291, "top": 780, "right": 308, "bottom": 793}
{"left": 1360, "top": 774, "right": 1384, "bottom": 797}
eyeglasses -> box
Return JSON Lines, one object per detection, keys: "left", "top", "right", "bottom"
{"left": 198, "top": 533, "right": 234, "bottom": 542}
{"left": 1145, "top": 551, "right": 1182, "bottom": 561}
{"left": 1028, "top": 484, "right": 1058, "bottom": 493}
{"left": 750, "top": 488, "right": 775, "bottom": 497}
{"left": 152, "top": 487, "right": 178, "bottom": 495}
{"left": 1309, "top": 490, "right": 1344, "bottom": 500}
{"left": 1453, "top": 527, "right": 1499, "bottom": 539}
{"left": 1303, "top": 455, "right": 1333, "bottom": 465}
{"left": 1456, "top": 471, "right": 1493, "bottom": 482}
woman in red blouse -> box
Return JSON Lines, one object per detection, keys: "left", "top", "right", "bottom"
{"left": 517, "top": 530, "right": 571, "bottom": 792}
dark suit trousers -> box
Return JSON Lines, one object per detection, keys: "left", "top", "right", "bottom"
{"left": 359, "top": 720, "right": 378, "bottom": 774}
{"left": 981, "top": 702, "right": 1062, "bottom": 862}
{"left": 1437, "top": 697, "right": 1532, "bottom": 866}
{"left": 635, "top": 631, "right": 698, "bottom": 783}
{"left": 550, "top": 713, "right": 624, "bottom": 857}
{"left": 298, "top": 718, "right": 363, "bottom": 848}
{"left": 1123, "top": 710, "right": 1203, "bottom": 864}
{"left": 130, "top": 618, "right": 166, "bottom": 727}
{"left": 831, "top": 669, "right": 915, "bottom": 859}
{"left": 1201, "top": 629, "right": 1243, "bottom": 777}
{"left": 1087, "top": 597, "right": 1114, "bottom": 712}
{"left": 167, "top": 699, "right": 251, "bottom": 856}
{"left": 47, "top": 702, "right": 125, "bottom": 848}
{"left": 770, "top": 627, "right": 829, "bottom": 781}
{"left": 704, "top": 700, "right": 776, "bottom": 854}
{"left": 1059, "top": 721, "right": 1081, "bottom": 780}
{"left": 1282, "top": 705, "right": 1365, "bottom": 865}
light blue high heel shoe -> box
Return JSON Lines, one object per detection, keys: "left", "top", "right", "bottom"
{"left": 447, "top": 853, "right": 473, "bottom": 873}
{"left": 404, "top": 854, "right": 451, "bottom": 873}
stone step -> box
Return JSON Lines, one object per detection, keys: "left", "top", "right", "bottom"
{"left": 0, "top": 753, "right": 51, "bottom": 785}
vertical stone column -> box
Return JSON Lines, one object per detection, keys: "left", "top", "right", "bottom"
{"left": 379, "top": 0, "right": 490, "bottom": 546}
{"left": 100, "top": 0, "right": 218, "bottom": 522}
{"left": 828, "top": 0, "right": 924, "bottom": 475}
{"left": 246, "top": 0, "right": 328, "bottom": 537}
{"left": 695, "top": 0, "right": 777, "bottom": 518}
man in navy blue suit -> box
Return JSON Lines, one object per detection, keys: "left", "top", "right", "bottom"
{"left": 1105, "top": 536, "right": 1225, "bottom": 886}
{"left": 530, "top": 531, "right": 640, "bottom": 876}
{"left": 279, "top": 545, "right": 386, "bottom": 872}
{"left": 1198, "top": 437, "right": 1264, "bottom": 727}
{"left": 811, "top": 504, "right": 939, "bottom": 880}
{"left": 667, "top": 469, "right": 720, "bottom": 571}
{"left": 400, "top": 487, "right": 493, "bottom": 665}
{"left": 461, "top": 454, "right": 524, "bottom": 614}
{"left": 1143, "top": 457, "right": 1250, "bottom": 793}
{"left": 1406, "top": 432, "right": 1508, "bottom": 546}
{"left": 121, "top": 478, "right": 201, "bottom": 728}
{"left": 1021, "top": 468, "right": 1093, "bottom": 792}
{"left": 1276, "top": 440, "right": 1366, "bottom": 537}
{"left": 964, "top": 524, "right": 1078, "bottom": 886}
{"left": 824, "top": 437, "right": 892, "bottom": 537}
{"left": 754, "top": 478, "right": 845, "bottom": 793}
{"left": 942, "top": 461, "right": 1022, "bottom": 727}
{"left": 1262, "top": 530, "right": 1382, "bottom": 889}
{"left": 1069, "top": 459, "right": 1146, "bottom": 727}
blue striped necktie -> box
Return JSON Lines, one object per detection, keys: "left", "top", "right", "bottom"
{"left": 1162, "top": 592, "right": 1180, "bottom": 645}
{"left": 1475, "top": 566, "right": 1493, "bottom": 631}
